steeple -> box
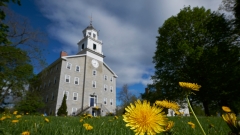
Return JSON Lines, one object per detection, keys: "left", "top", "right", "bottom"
{"left": 77, "top": 22, "right": 104, "bottom": 62}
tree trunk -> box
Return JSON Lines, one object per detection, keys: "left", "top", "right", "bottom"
{"left": 202, "top": 101, "right": 210, "bottom": 116}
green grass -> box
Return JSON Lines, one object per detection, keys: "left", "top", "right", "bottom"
{"left": 0, "top": 114, "right": 230, "bottom": 135}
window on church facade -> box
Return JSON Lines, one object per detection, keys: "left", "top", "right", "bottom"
{"left": 92, "top": 81, "right": 96, "bottom": 88}
{"left": 93, "top": 44, "right": 96, "bottom": 50}
{"left": 110, "top": 99, "right": 113, "bottom": 105}
{"left": 65, "top": 75, "right": 70, "bottom": 83}
{"left": 72, "top": 108, "right": 77, "bottom": 115}
{"left": 93, "top": 70, "right": 97, "bottom": 76}
{"left": 93, "top": 33, "right": 96, "bottom": 39}
{"left": 54, "top": 77, "right": 57, "bottom": 84}
{"left": 110, "top": 77, "right": 113, "bottom": 82}
{"left": 46, "top": 95, "right": 48, "bottom": 102}
{"left": 110, "top": 86, "right": 113, "bottom": 92}
{"left": 104, "top": 98, "right": 107, "bottom": 105}
{"left": 104, "top": 84, "right": 107, "bottom": 91}
{"left": 51, "top": 93, "right": 54, "bottom": 100}
{"left": 76, "top": 66, "right": 80, "bottom": 72}
{"left": 66, "top": 62, "right": 72, "bottom": 69}
{"left": 74, "top": 77, "right": 79, "bottom": 85}
{"left": 104, "top": 75, "right": 107, "bottom": 80}
{"left": 73, "top": 92, "right": 78, "bottom": 101}
{"left": 88, "top": 32, "right": 91, "bottom": 36}
{"left": 63, "top": 91, "right": 69, "bottom": 100}
{"left": 82, "top": 44, "right": 84, "bottom": 49}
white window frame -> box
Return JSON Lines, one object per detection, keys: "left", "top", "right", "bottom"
{"left": 75, "top": 65, "right": 80, "bottom": 72}
{"left": 104, "top": 75, "right": 108, "bottom": 80}
{"left": 92, "top": 81, "right": 96, "bottom": 88}
{"left": 66, "top": 62, "right": 72, "bottom": 70}
{"left": 72, "top": 108, "right": 77, "bottom": 115}
{"left": 104, "top": 98, "right": 107, "bottom": 105}
{"left": 73, "top": 92, "right": 78, "bottom": 101}
{"left": 65, "top": 75, "right": 70, "bottom": 83}
{"left": 93, "top": 70, "right": 97, "bottom": 76}
{"left": 110, "top": 99, "right": 113, "bottom": 105}
{"left": 63, "top": 91, "right": 69, "bottom": 100}
{"left": 110, "top": 77, "right": 113, "bottom": 82}
{"left": 104, "top": 84, "right": 107, "bottom": 91}
{"left": 110, "top": 86, "right": 113, "bottom": 92}
{"left": 74, "top": 77, "right": 79, "bottom": 85}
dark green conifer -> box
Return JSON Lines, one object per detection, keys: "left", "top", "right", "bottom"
{"left": 57, "top": 94, "right": 68, "bottom": 116}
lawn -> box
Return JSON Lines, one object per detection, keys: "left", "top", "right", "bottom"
{"left": 0, "top": 113, "right": 230, "bottom": 135}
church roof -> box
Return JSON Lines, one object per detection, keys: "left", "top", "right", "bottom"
{"left": 83, "top": 24, "right": 97, "bottom": 32}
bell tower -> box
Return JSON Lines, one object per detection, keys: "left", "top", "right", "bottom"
{"left": 77, "top": 21, "right": 104, "bottom": 62}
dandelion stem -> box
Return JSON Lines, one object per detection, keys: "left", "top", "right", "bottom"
{"left": 186, "top": 95, "right": 206, "bottom": 135}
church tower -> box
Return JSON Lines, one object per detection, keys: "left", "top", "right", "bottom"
{"left": 77, "top": 22, "right": 104, "bottom": 62}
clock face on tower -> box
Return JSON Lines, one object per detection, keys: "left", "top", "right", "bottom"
{"left": 91, "top": 59, "right": 99, "bottom": 68}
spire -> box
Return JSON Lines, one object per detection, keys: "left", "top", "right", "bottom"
{"left": 89, "top": 14, "right": 93, "bottom": 26}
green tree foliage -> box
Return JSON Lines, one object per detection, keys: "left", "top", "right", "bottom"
{"left": 0, "top": 0, "right": 20, "bottom": 45}
{"left": 16, "top": 90, "right": 45, "bottom": 114}
{"left": 219, "top": 0, "right": 240, "bottom": 33}
{"left": 0, "top": 0, "right": 46, "bottom": 103}
{"left": 148, "top": 6, "right": 240, "bottom": 116}
{"left": 0, "top": 46, "right": 33, "bottom": 103}
{"left": 57, "top": 94, "right": 68, "bottom": 116}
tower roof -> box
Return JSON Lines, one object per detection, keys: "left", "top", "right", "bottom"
{"left": 82, "top": 24, "right": 97, "bottom": 33}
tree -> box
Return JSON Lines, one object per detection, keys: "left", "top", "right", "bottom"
{"left": 0, "top": 0, "right": 21, "bottom": 45}
{"left": 219, "top": 0, "right": 240, "bottom": 33}
{"left": 116, "top": 84, "right": 137, "bottom": 115}
{"left": 16, "top": 90, "right": 45, "bottom": 114}
{"left": 0, "top": 1, "right": 47, "bottom": 103}
{"left": 57, "top": 94, "right": 68, "bottom": 116}
{"left": 0, "top": 46, "right": 33, "bottom": 103}
{"left": 150, "top": 6, "right": 240, "bottom": 116}
{"left": 3, "top": 7, "right": 47, "bottom": 69}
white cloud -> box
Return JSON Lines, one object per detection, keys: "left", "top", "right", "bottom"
{"left": 35, "top": 0, "right": 222, "bottom": 88}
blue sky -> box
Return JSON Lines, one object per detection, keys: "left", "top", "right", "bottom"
{"left": 8, "top": 0, "right": 221, "bottom": 103}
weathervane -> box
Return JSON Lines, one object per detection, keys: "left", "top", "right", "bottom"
{"left": 89, "top": 14, "right": 93, "bottom": 26}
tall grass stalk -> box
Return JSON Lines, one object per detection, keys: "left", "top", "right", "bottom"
{"left": 186, "top": 95, "right": 206, "bottom": 135}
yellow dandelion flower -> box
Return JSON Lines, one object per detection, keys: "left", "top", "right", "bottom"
{"left": 13, "top": 111, "right": 18, "bottom": 115}
{"left": 222, "top": 106, "right": 231, "bottom": 113}
{"left": 83, "top": 123, "right": 93, "bottom": 130}
{"left": 179, "top": 82, "right": 201, "bottom": 91}
{"left": 0, "top": 116, "right": 6, "bottom": 121}
{"left": 26, "top": 113, "right": 29, "bottom": 115}
{"left": 155, "top": 100, "right": 180, "bottom": 111}
{"left": 22, "top": 131, "right": 30, "bottom": 135}
{"left": 16, "top": 115, "right": 22, "bottom": 118}
{"left": 80, "top": 119, "right": 83, "bottom": 122}
{"left": 45, "top": 118, "right": 49, "bottom": 122}
{"left": 188, "top": 122, "right": 195, "bottom": 129}
{"left": 114, "top": 116, "right": 118, "bottom": 119}
{"left": 174, "top": 111, "right": 181, "bottom": 115}
{"left": 12, "top": 120, "right": 19, "bottom": 123}
{"left": 123, "top": 100, "right": 168, "bottom": 135}
{"left": 165, "top": 121, "right": 174, "bottom": 132}
{"left": 87, "top": 114, "right": 93, "bottom": 118}
{"left": 222, "top": 113, "right": 237, "bottom": 126}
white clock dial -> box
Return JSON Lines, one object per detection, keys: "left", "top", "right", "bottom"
{"left": 91, "top": 59, "right": 99, "bottom": 68}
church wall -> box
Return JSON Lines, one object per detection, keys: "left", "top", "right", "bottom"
{"left": 38, "top": 60, "right": 62, "bottom": 115}
{"left": 56, "top": 56, "right": 86, "bottom": 115}
{"left": 102, "top": 65, "right": 116, "bottom": 113}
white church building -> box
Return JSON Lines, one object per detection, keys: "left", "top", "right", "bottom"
{"left": 36, "top": 23, "right": 117, "bottom": 116}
